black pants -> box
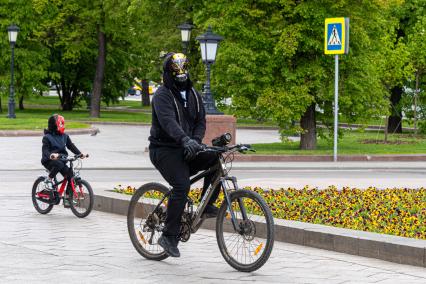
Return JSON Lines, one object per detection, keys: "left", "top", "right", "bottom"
{"left": 43, "top": 160, "right": 72, "bottom": 180}
{"left": 149, "top": 146, "right": 219, "bottom": 236}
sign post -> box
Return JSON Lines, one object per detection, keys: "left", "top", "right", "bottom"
{"left": 324, "top": 17, "right": 349, "bottom": 162}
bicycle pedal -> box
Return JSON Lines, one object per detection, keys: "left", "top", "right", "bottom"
{"left": 63, "top": 197, "right": 71, "bottom": 208}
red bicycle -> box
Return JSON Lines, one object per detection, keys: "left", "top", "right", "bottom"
{"left": 32, "top": 154, "right": 94, "bottom": 218}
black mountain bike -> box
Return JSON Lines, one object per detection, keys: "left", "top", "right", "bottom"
{"left": 127, "top": 134, "right": 274, "bottom": 272}
{"left": 32, "top": 154, "right": 94, "bottom": 218}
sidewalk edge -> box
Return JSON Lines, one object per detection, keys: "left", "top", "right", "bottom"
{"left": 234, "top": 154, "right": 426, "bottom": 162}
{"left": 0, "top": 127, "right": 99, "bottom": 137}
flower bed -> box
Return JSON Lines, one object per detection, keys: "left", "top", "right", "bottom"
{"left": 113, "top": 185, "right": 425, "bottom": 239}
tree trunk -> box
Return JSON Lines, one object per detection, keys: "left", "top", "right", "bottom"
{"left": 62, "top": 89, "right": 73, "bottom": 111}
{"left": 384, "top": 116, "right": 389, "bottom": 143}
{"left": 414, "top": 72, "right": 419, "bottom": 134}
{"left": 141, "top": 79, "right": 150, "bottom": 106}
{"left": 19, "top": 95, "right": 24, "bottom": 110}
{"left": 387, "top": 86, "right": 403, "bottom": 133}
{"left": 55, "top": 82, "right": 64, "bottom": 107}
{"left": 90, "top": 26, "right": 106, "bottom": 118}
{"left": 299, "top": 103, "right": 317, "bottom": 150}
{"left": 0, "top": 97, "right": 2, "bottom": 113}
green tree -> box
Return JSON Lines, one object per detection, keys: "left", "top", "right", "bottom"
{"left": 84, "top": 0, "right": 135, "bottom": 117}
{"left": 195, "top": 0, "right": 392, "bottom": 149}
{"left": 385, "top": 0, "right": 425, "bottom": 133}
{"left": 0, "top": 0, "right": 49, "bottom": 111}
{"left": 128, "top": 0, "right": 205, "bottom": 92}
{"left": 35, "top": 0, "right": 97, "bottom": 110}
{"left": 404, "top": 3, "right": 426, "bottom": 133}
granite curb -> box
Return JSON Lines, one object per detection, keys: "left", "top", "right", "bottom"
{"left": 0, "top": 127, "right": 99, "bottom": 137}
{"left": 93, "top": 190, "right": 426, "bottom": 268}
{"left": 234, "top": 154, "right": 426, "bottom": 162}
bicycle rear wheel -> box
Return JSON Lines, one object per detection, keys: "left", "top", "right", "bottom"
{"left": 127, "top": 182, "right": 170, "bottom": 261}
{"left": 32, "top": 177, "right": 54, "bottom": 214}
{"left": 216, "top": 189, "right": 274, "bottom": 272}
{"left": 69, "top": 179, "right": 94, "bottom": 218}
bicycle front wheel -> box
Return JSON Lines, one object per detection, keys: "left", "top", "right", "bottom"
{"left": 69, "top": 179, "right": 94, "bottom": 218}
{"left": 127, "top": 182, "right": 170, "bottom": 261}
{"left": 216, "top": 189, "right": 274, "bottom": 272}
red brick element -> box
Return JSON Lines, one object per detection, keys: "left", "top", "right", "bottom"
{"left": 203, "top": 115, "right": 237, "bottom": 146}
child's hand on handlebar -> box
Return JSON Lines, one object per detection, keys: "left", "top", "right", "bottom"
{"left": 50, "top": 153, "right": 59, "bottom": 160}
{"left": 79, "top": 153, "right": 89, "bottom": 159}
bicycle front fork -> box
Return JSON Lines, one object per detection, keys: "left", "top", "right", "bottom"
{"left": 221, "top": 177, "right": 249, "bottom": 233}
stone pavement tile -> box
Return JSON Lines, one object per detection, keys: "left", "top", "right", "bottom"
{"left": 1, "top": 197, "right": 426, "bottom": 283}
{"left": 374, "top": 280, "right": 426, "bottom": 284}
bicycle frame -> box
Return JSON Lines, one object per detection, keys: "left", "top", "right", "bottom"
{"left": 189, "top": 155, "right": 248, "bottom": 234}
{"left": 147, "top": 148, "right": 251, "bottom": 235}
{"left": 54, "top": 177, "right": 78, "bottom": 198}
{"left": 38, "top": 159, "right": 82, "bottom": 200}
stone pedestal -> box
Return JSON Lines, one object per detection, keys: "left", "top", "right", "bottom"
{"left": 203, "top": 115, "right": 237, "bottom": 145}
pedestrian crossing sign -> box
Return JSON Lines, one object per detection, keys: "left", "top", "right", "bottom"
{"left": 325, "top": 17, "right": 349, "bottom": 55}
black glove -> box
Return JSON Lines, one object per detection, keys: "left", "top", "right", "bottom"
{"left": 182, "top": 137, "right": 203, "bottom": 161}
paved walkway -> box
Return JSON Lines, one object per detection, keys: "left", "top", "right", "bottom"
{"left": 1, "top": 194, "right": 426, "bottom": 283}
{"left": 0, "top": 124, "right": 283, "bottom": 170}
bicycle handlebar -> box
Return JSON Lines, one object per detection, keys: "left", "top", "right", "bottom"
{"left": 57, "top": 154, "right": 89, "bottom": 162}
{"left": 201, "top": 144, "right": 255, "bottom": 154}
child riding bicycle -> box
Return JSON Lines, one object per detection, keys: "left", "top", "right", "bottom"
{"left": 40, "top": 114, "right": 87, "bottom": 206}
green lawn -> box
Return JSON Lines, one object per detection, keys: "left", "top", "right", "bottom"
{"left": 0, "top": 117, "right": 89, "bottom": 130}
{"left": 0, "top": 108, "right": 150, "bottom": 130}
{"left": 252, "top": 131, "right": 426, "bottom": 155}
{"left": 236, "top": 118, "right": 278, "bottom": 128}
{"left": 1, "top": 94, "right": 151, "bottom": 110}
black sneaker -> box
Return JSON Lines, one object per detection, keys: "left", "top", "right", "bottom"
{"left": 202, "top": 204, "right": 219, "bottom": 219}
{"left": 158, "top": 234, "right": 180, "bottom": 257}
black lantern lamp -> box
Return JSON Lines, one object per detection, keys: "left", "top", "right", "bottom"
{"left": 195, "top": 26, "right": 223, "bottom": 114}
{"left": 7, "top": 24, "right": 19, "bottom": 119}
{"left": 177, "top": 22, "right": 194, "bottom": 54}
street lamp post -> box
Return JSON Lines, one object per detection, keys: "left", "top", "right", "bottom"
{"left": 195, "top": 26, "right": 223, "bottom": 115}
{"left": 7, "top": 24, "right": 19, "bottom": 119}
{"left": 177, "top": 23, "right": 193, "bottom": 54}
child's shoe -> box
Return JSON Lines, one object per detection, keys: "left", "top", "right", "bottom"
{"left": 40, "top": 177, "right": 54, "bottom": 196}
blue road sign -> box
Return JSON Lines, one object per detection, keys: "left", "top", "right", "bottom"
{"left": 324, "top": 18, "right": 349, "bottom": 55}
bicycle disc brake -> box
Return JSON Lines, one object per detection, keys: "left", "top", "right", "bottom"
{"left": 239, "top": 219, "right": 256, "bottom": 241}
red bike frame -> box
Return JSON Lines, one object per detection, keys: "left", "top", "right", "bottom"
{"left": 37, "top": 178, "right": 82, "bottom": 201}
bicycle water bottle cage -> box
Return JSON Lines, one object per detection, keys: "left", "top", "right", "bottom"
{"left": 212, "top": 133, "right": 232, "bottom": 147}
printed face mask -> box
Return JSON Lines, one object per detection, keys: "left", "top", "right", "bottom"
{"left": 56, "top": 115, "right": 65, "bottom": 134}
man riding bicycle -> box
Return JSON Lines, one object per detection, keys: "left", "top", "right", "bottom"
{"left": 149, "top": 52, "right": 220, "bottom": 257}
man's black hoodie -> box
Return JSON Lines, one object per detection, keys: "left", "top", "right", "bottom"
{"left": 149, "top": 62, "right": 205, "bottom": 148}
